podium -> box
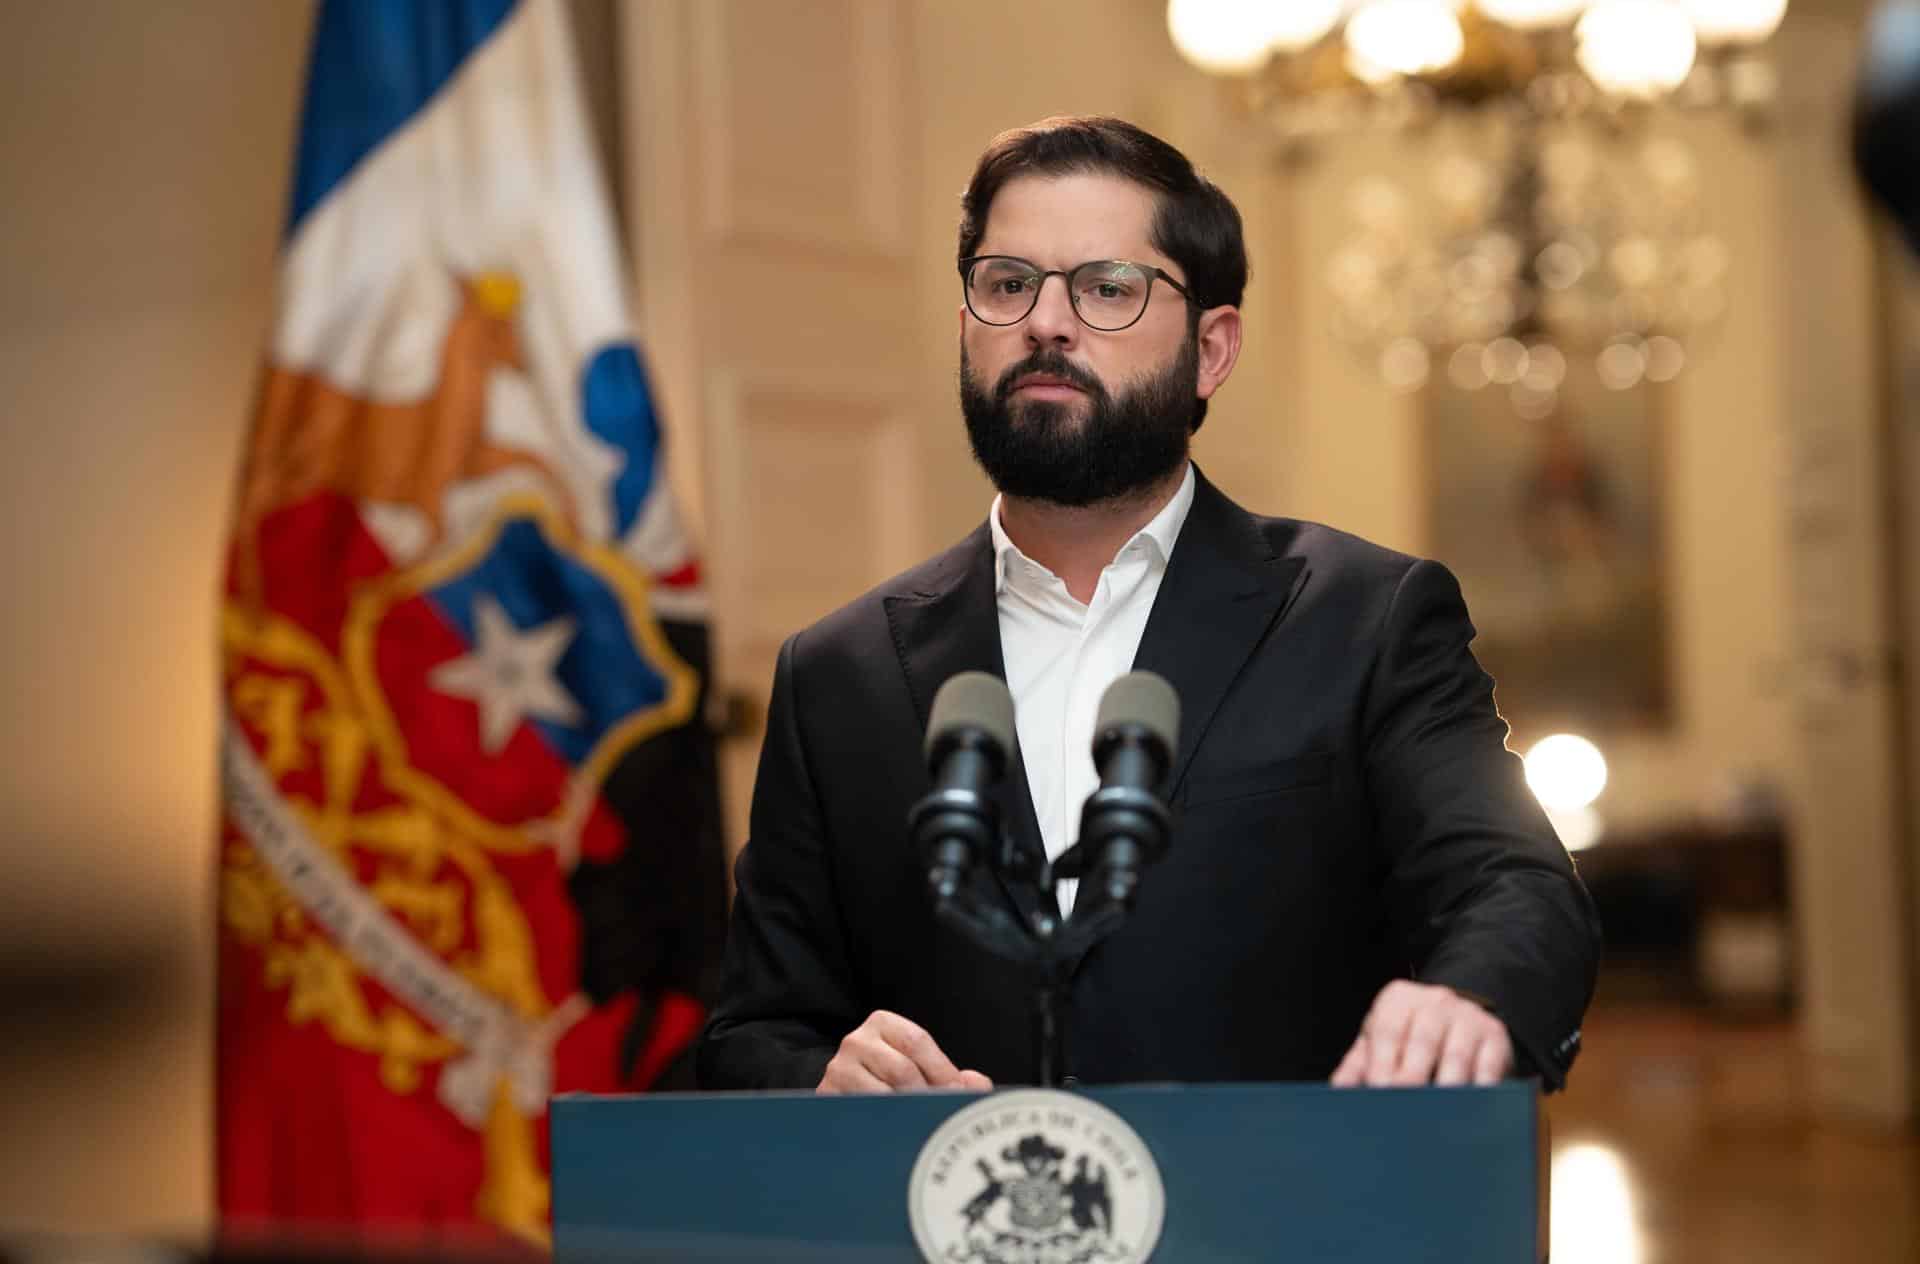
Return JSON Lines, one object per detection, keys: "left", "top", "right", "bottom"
{"left": 551, "top": 1081, "right": 1545, "bottom": 1262}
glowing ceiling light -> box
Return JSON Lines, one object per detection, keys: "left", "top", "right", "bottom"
{"left": 1271, "top": 0, "right": 1348, "bottom": 52}
{"left": 1479, "top": 0, "right": 1591, "bottom": 30}
{"left": 1577, "top": 0, "right": 1698, "bottom": 98}
{"left": 1683, "top": 0, "right": 1790, "bottom": 46}
{"left": 1525, "top": 734, "right": 1609, "bottom": 811}
{"left": 1167, "top": 0, "right": 1279, "bottom": 74}
{"left": 1347, "top": 0, "right": 1467, "bottom": 80}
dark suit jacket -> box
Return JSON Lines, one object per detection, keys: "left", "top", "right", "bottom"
{"left": 697, "top": 470, "right": 1600, "bottom": 1092}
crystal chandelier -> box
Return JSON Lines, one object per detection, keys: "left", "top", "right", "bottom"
{"left": 1167, "top": 1, "right": 1788, "bottom": 407}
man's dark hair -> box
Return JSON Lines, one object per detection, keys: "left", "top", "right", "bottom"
{"left": 957, "top": 116, "right": 1248, "bottom": 431}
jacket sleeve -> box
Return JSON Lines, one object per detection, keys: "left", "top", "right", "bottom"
{"left": 1361, "top": 558, "right": 1602, "bottom": 1090}
{"left": 694, "top": 633, "right": 863, "bottom": 1090}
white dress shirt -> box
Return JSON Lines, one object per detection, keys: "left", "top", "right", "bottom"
{"left": 990, "top": 463, "right": 1196, "bottom": 916}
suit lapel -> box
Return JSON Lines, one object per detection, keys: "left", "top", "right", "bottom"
{"left": 880, "top": 474, "right": 1312, "bottom": 986}
{"left": 1133, "top": 472, "right": 1309, "bottom": 799}
{"left": 882, "top": 528, "right": 1053, "bottom": 925}
{"left": 1035, "top": 472, "right": 1308, "bottom": 985}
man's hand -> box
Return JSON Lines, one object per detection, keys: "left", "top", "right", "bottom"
{"left": 817, "top": 1010, "right": 995, "bottom": 1094}
{"left": 1331, "top": 981, "right": 1512, "bottom": 1088}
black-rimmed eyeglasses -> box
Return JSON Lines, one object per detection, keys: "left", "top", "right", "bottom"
{"left": 959, "top": 255, "right": 1196, "bottom": 332}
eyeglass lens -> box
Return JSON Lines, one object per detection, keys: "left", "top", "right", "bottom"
{"left": 966, "top": 259, "right": 1156, "bottom": 331}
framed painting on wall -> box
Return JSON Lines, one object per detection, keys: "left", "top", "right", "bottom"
{"left": 1423, "top": 367, "right": 1673, "bottom": 742}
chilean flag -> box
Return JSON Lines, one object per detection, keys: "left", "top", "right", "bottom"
{"left": 216, "top": 0, "right": 723, "bottom": 1245}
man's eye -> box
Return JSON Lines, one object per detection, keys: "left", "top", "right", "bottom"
{"left": 994, "top": 277, "right": 1034, "bottom": 295}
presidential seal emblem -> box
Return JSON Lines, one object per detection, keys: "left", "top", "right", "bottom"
{"left": 907, "top": 1089, "right": 1166, "bottom": 1264}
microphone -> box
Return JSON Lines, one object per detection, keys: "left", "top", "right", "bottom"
{"left": 1058, "top": 671, "right": 1179, "bottom": 910}
{"left": 909, "top": 671, "right": 1016, "bottom": 904}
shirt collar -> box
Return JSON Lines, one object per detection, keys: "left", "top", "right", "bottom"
{"left": 989, "top": 461, "right": 1196, "bottom": 594}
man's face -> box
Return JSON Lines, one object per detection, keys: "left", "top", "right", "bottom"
{"left": 958, "top": 172, "right": 1202, "bottom": 507}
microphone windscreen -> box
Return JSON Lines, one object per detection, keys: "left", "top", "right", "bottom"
{"left": 926, "top": 670, "right": 1017, "bottom": 760}
{"left": 1095, "top": 671, "right": 1180, "bottom": 753}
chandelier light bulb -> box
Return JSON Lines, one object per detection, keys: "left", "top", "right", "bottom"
{"left": 1346, "top": 0, "right": 1467, "bottom": 81}
{"left": 1597, "top": 337, "right": 1649, "bottom": 388}
{"left": 1271, "top": 0, "right": 1347, "bottom": 51}
{"left": 1645, "top": 334, "right": 1687, "bottom": 380}
{"left": 1166, "top": 0, "right": 1280, "bottom": 73}
{"left": 1478, "top": 0, "right": 1591, "bottom": 30}
{"left": 1380, "top": 337, "right": 1433, "bottom": 390}
{"left": 1682, "top": 0, "right": 1789, "bottom": 45}
{"left": 1448, "top": 343, "right": 1492, "bottom": 389}
{"left": 1576, "top": 0, "right": 1698, "bottom": 98}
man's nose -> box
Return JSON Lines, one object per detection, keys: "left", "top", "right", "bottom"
{"left": 1024, "top": 273, "right": 1080, "bottom": 347}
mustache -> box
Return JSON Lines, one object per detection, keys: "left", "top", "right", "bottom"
{"left": 993, "top": 350, "right": 1104, "bottom": 401}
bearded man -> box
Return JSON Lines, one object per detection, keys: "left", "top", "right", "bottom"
{"left": 696, "top": 116, "right": 1600, "bottom": 1095}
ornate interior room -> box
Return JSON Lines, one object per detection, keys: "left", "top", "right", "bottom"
{"left": 2, "top": 1, "right": 1918, "bottom": 1259}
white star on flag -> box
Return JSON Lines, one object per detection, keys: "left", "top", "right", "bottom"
{"left": 429, "top": 595, "right": 584, "bottom": 753}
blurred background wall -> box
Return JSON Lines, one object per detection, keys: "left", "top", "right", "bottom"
{"left": 0, "top": 0, "right": 1914, "bottom": 1242}
{"left": 0, "top": 0, "right": 311, "bottom": 1236}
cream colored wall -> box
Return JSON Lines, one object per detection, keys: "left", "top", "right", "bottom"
{"left": 1768, "top": 16, "right": 1915, "bottom": 1122}
{"left": 1891, "top": 214, "right": 1920, "bottom": 1118}
{"left": 0, "top": 0, "right": 311, "bottom": 1235}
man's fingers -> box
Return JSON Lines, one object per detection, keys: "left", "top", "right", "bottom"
{"left": 1331, "top": 1035, "right": 1368, "bottom": 1087}
{"left": 1363, "top": 1026, "right": 1403, "bottom": 1085}
{"left": 1363, "top": 991, "right": 1414, "bottom": 1086}
{"left": 857, "top": 1037, "right": 931, "bottom": 1089}
{"left": 817, "top": 1011, "right": 966, "bottom": 1093}
{"left": 1472, "top": 1028, "right": 1513, "bottom": 1085}
{"left": 817, "top": 1055, "right": 889, "bottom": 1094}
{"left": 1434, "top": 1020, "right": 1481, "bottom": 1088}
{"left": 1337, "top": 983, "right": 1516, "bottom": 1090}
{"left": 957, "top": 1069, "right": 994, "bottom": 1092}
{"left": 873, "top": 1010, "right": 965, "bottom": 1087}
{"left": 1390, "top": 1004, "right": 1451, "bottom": 1087}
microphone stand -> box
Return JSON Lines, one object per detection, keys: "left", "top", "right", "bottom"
{"left": 1026, "top": 902, "right": 1127, "bottom": 1087}
{"left": 926, "top": 819, "right": 1153, "bottom": 1089}
{"left": 916, "top": 673, "right": 1178, "bottom": 1088}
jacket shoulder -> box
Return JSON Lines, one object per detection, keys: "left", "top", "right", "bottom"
{"left": 1255, "top": 513, "right": 1428, "bottom": 589}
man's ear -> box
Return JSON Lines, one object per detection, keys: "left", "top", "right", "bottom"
{"left": 1194, "top": 305, "right": 1242, "bottom": 401}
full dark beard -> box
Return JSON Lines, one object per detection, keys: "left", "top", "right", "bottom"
{"left": 959, "top": 337, "right": 1198, "bottom": 508}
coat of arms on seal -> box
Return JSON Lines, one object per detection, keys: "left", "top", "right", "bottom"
{"left": 908, "top": 1089, "right": 1165, "bottom": 1264}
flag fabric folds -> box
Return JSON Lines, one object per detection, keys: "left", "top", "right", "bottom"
{"left": 217, "top": 0, "right": 723, "bottom": 1243}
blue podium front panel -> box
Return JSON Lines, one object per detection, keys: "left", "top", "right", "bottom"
{"left": 551, "top": 1082, "right": 1541, "bottom": 1263}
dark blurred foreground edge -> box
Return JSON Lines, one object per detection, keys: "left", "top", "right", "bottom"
{"left": 1855, "top": 0, "right": 1920, "bottom": 255}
